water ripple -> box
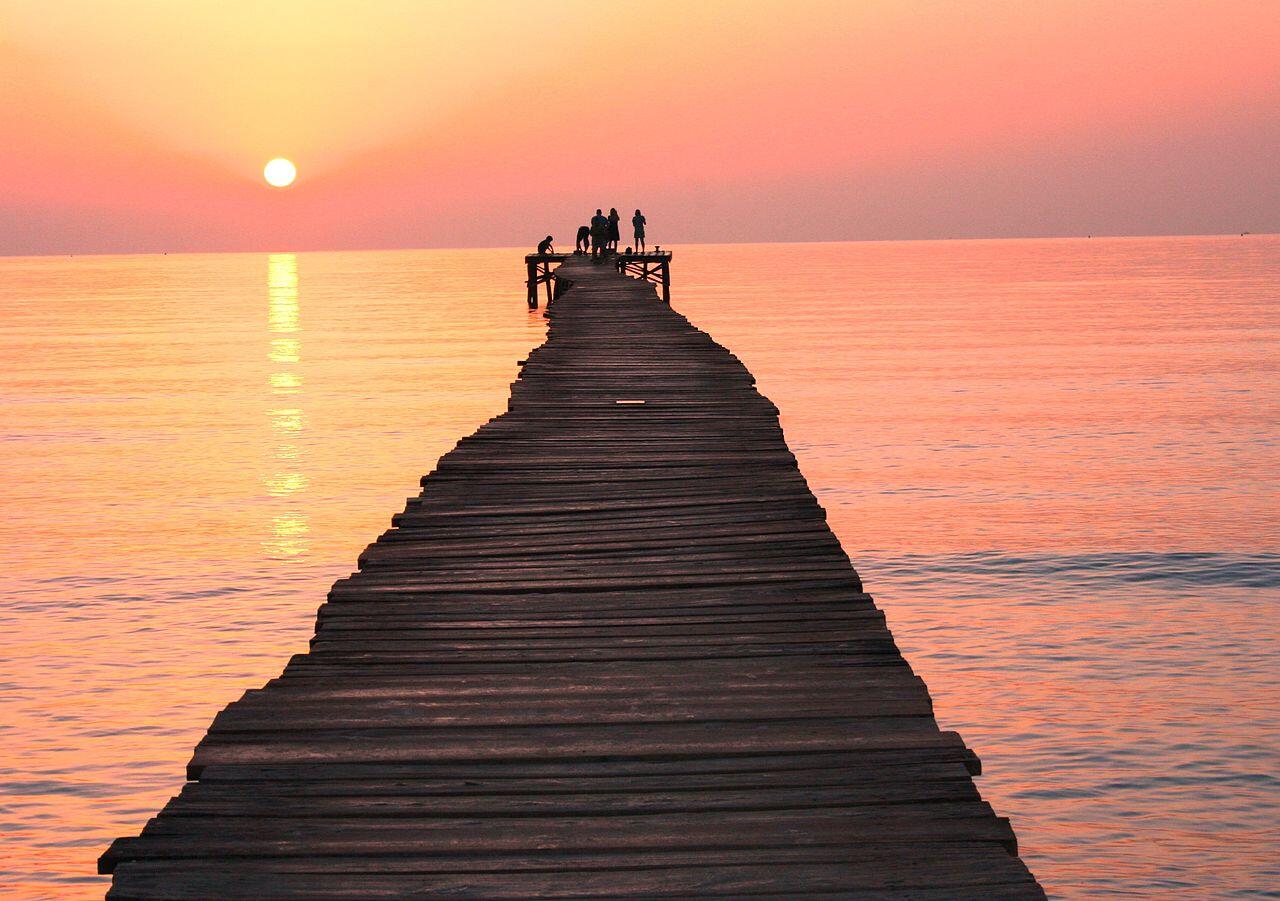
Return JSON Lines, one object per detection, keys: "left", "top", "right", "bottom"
{"left": 855, "top": 551, "right": 1279, "bottom": 593}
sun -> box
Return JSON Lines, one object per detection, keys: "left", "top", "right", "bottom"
{"left": 263, "top": 158, "right": 297, "bottom": 188}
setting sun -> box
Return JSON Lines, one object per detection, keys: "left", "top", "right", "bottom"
{"left": 263, "top": 158, "right": 296, "bottom": 188}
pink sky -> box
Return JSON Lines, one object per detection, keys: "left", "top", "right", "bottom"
{"left": 2, "top": 0, "right": 1278, "bottom": 255}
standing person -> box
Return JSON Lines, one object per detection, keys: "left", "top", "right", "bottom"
{"left": 607, "top": 208, "right": 621, "bottom": 252}
{"left": 632, "top": 209, "right": 647, "bottom": 252}
{"left": 589, "top": 208, "right": 609, "bottom": 261}
{"left": 575, "top": 224, "right": 591, "bottom": 254}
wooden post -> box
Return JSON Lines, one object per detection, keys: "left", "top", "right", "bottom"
{"left": 661, "top": 260, "right": 671, "bottom": 303}
{"left": 527, "top": 262, "right": 537, "bottom": 309}
{"left": 544, "top": 263, "right": 552, "bottom": 305}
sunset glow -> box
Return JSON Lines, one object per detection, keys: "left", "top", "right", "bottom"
{"left": 1, "top": 0, "right": 1277, "bottom": 254}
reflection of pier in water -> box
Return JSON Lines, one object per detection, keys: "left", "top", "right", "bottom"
{"left": 263, "top": 253, "right": 309, "bottom": 560}
{"left": 102, "top": 253, "right": 1042, "bottom": 898}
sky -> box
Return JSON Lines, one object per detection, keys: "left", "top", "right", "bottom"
{"left": 2, "top": 0, "right": 1278, "bottom": 255}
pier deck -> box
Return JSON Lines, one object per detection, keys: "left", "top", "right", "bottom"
{"left": 101, "top": 256, "right": 1043, "bottom": 898}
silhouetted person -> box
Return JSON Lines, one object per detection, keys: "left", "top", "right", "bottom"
{"left": 607, "top": 208, "right": 621, "bottom": 251}
{"left": 575, "top": 225, "right": 591, "bottom": 254}
{"left": 632, "top": 209, "right": 647, "bottom": 252}
{"left": 536, "top": 235, "right": 554, "bottom": 255}
{"left": 589, "top": 209, "right": 609, "bottom": 261}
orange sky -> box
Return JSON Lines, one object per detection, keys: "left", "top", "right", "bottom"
{"left": 2, "top": 0, "right": 1278, "bottom": 254}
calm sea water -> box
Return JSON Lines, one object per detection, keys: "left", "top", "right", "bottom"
{"left": 1, "top": 237, "right": 1276, "bottom": 898}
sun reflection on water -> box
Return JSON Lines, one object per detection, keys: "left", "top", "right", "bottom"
{"left": 263, "top": 253, "right": 309, "bottom": 559}
{"left": 269, "top": 337, "right": 300, "bottom": 364}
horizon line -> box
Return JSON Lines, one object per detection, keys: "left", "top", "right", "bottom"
{"left": 1, "top": 229, "right": 1274, "bottom": 262}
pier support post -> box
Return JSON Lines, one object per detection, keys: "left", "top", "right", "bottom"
{"left": 527, "top": 262, "right": 538, "bottom": 309}
{"left": 661, "top": 260, "right": 671, "bottom": 303}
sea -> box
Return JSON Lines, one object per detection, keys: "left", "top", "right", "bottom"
{"left": 1, "top": 236, "right": 1276, "bottom": 898}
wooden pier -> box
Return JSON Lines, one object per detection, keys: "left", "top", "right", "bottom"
{"left": 527, "top": 250, "right": 671, "bottom": 307}
{"left": 101, "top": 255, "right": 1043, "bottom": 898}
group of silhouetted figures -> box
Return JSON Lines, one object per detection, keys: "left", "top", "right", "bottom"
{"left": 535, "top": 207, "right": 647, "bottom": 263}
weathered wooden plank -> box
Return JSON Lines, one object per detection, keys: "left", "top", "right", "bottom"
{"left": 105, "top": 809, "right": 1021, "bottom": 872}
{"left": 176, "top": 761, "right": 973, "bottom": 796}
{"left": 249, "top": 667, "right": 925, "bottom": 696}
{"left": 207, "top": 700, "right": 935, "bottom": 734}
{"left": 308, "top": 624, "right": 894, "bottom": 645}
{"left": 185, "top": 723, "right": 965, "bottom": 780}
{"left": 160, "top": 781, "right": 981, "bottom": 819}
{"left": 108, "top": 849, "right": 1043, "bottom": 899}
{"left": 313, "top": 607, "right": 887, "bottom": 629}
{"left": 189, "top": 748, "right": 984, "bottom": 785}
